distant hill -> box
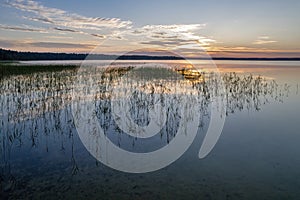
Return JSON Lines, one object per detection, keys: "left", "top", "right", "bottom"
{"left": 1, "top": 48, "right": 300, "bottom": 61}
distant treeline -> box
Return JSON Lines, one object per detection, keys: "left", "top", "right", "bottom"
{"left": 0, "top": 48, "right": 182, "bottom": 61}
{"left": 0, "top": 48, "right": 87, "bottom": 60}
{"left": 1, "top": 48, "right": 300, "bottom": 61}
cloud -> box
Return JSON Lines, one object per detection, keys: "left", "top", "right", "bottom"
{"left": 0, "top": 23, "right": 106, "bottom": 39}
{"left": 129, "top": 24, "right": 215, "bottom": 49}
{"left": 140, "top": 39, "right": 197, "bottom": 47}
{"left": 0, "top": 39, "right": 95, "bottom": 49}
{"left": 3, "top": 1, "right": 216, "bottom": 53}
{"left": 253, "top": 36, "right": 277, "bottom": 45}
{"left": 23, "top": 16, "right": 54, "bottom": 24}
{"left": 30, "top": 42, "right": 95, "bottom": 49}
{"left": 0, "top": 24, "right": 48, "bottom": 33}
{"left": 44, "top": 35, "right": 73, "bottom": 39}
{"left": 209, "top": 46, "right": 300, "bottom": 54}
{"left": 7, "top": 0, "right": 132, "bottom": 29}
{"left": 132, "top": 24, "right": 206, "bottom": 40}
{"left": 6, "top": 0, "right": 131, "bottom": 40}
{"left": 53, "top": 27, "right": 79, "bottom": 33}
{"left": 141, "top": 24, "right": 205, "bottom": 33}
{"left": 90, "top": 33, "right": 106, "bottom": 39}
{"left": 0, "top": 40, "right": 16, "bottom": 48}
{"left": 53, "top": 27, "right": 106, "bottom": 38}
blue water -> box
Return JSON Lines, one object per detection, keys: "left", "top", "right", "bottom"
{"left": 0, "top": 61, "right": 300, "bottom": 199}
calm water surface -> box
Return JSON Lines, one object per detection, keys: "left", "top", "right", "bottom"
{"left": 0, "top": 60, "right": 300, "bottom": 199}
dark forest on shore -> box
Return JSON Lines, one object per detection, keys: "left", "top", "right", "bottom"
{"left": 1, "top": 48, "right": 300, "bottom": 61}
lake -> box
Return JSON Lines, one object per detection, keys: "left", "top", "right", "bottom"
{"left": 1, "top": 60, "right": 300, "bottom": 199}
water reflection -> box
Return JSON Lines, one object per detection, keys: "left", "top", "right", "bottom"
{"left": 0, "top": 63, "right": 290, "bottom": 193}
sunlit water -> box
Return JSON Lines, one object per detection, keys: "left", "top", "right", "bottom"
{"left": 0, "top": 60, "right": 300, "bottom": 199}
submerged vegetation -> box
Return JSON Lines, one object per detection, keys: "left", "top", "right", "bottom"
{"left": 0, "top": 62, "right": 79, "bottom": 77}
{"left": 0, "top": 63, "right": 290, "bottom": 195}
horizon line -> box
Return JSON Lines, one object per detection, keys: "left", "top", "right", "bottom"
{"left": 1, "top": 48, "right": 300, "bottom": 61}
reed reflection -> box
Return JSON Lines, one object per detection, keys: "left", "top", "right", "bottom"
{"left": 0, "top": 64, "right": 289, "bottom": 192}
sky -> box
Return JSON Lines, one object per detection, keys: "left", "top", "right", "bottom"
{"left": 0, "top": 0, "right": 300, "bottom": 58}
